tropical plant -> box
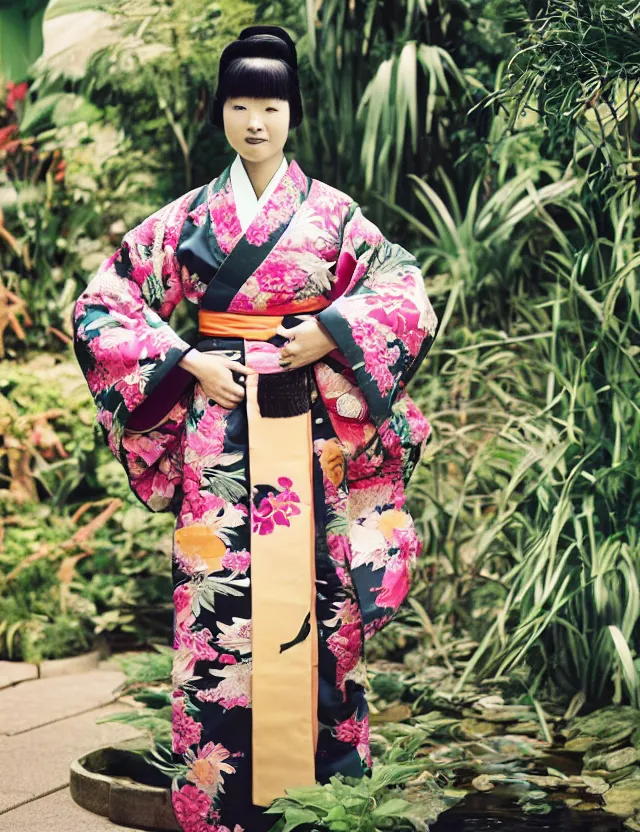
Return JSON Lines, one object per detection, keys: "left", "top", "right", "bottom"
{"left": 0, "top": 0, "right": 48, "bottom": 81}
{"left": 0, "top": 358, "right": 178, "bottom": 661}
{"left": 284, "top": 0, "right": 525, "bottom": 217}
{"left": 490, "top": 0, "right": 640, "bottom": 200}
{"left": 81, "top": 0, "right": 258, "bottom": 191}
{"left": 403, "top": 144, "right": 640, "bottom": 705}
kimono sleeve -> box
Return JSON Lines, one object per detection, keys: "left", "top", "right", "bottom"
{"left": 72, "top": 189, "right": 201, "bottom": 513}
{"left": 317, "top": 203, "right": 438, "bottom": 427}
{"left": 316, "top": 203, "right": 439, "bottom": 640}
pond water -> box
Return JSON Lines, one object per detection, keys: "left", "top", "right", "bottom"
{"left": 430, "top": 791, "right": 625, "bottom": 832}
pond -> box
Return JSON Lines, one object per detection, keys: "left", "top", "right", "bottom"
{"left": 430, "top": 789, "right": 625, "bottom": 832}
{"left": 71, "top": 744, "right": 629, "bottom": 832}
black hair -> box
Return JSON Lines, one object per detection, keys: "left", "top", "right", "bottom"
{"left": 210, "top": 57, "right": 302, "bottom": 129}
{"left": 210, "top": 28, "right": 303, "bottom": 130}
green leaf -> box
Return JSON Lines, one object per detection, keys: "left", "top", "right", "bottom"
{"left": 372, "top": 797, "right": 411, "bottom": 818}
{"left": 281, "top": 807, "right": 322, "bottom": 832}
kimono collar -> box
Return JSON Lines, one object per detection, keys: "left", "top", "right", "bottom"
{"left": 207, "top": 156, "right": 312, "bottom": 253}
{"left": 230, "top": 153, "right": 289, "bottom": 234}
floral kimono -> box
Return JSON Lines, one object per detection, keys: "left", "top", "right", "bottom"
{"left": 72, "top": 154, "right": 438, "bottom": 832}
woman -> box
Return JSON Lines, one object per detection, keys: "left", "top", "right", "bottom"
{"left": 73, "top": 24, "right": 438, "bottom": 832}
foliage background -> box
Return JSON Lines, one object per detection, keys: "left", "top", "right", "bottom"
{"left": 0, "top": 0, "right": 638, "bottom": 719}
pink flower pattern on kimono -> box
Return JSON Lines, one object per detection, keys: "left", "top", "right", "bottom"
{"left": 208, "top": 179, "right": 243, "bottom": 254}
{"left": 175, "top": 614, "right": 219, "bottom": 661}
{"left": 215, "top": 617, "right": 252, "bottom": 654}
{"left": 172, "top": 784, "right": 214, "bottom": 832}
{"left": 349, "top": 319, "right": 401, "bottom": 396}
{"left": 172, "top": 647, "right": 200, "bottom": 688}
{"left": 189, "top": 201, "right": 208, "bottom": 228}
{"left": 251, "top": 476, "right": 301, "bottom": 535}
{"left": 333, "top": 713, "right": 371, "bottom": 766}
{"left": 243, "top": 161, "right": 309, "bottom": 248}
{"left": 373, "top": 556, "right": 412, "bottom": 611}
{"left": 218, "top": 654, "right": 238, "bottom": 665}
{"left": 174, "top": 582, "right": 195, "bottom": 626}
{"left": 221, "top": 548, "right": 251, "bottom": 573}
{"left": 184, "top": 742, "right": 237, "bottom": 796}
{"left": 123, "top": 451, "right": 180, "bottom": 511}
{"left": 325, "top": 531, "right": 352, "bottom": 588}
{"left": 360, "top": 289, "right": 426, "bottom": 357}
{"left": 326, "top": 599, "right": 363, "bottom": 696}
{"left": 173, "top": 696, "right": 204, "bottom": 755}
{"left": 196, "top": 660, "right": 252, "bottom": 710}
{"left": 181, "top": 398, "right": 229, "bottom": 522}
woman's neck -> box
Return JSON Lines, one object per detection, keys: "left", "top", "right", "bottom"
{"left": 240, "top": 151, "right": 285, "bottom": 199}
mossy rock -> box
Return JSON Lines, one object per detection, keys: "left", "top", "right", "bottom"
{"left": 603, "top": 775, "right": 640, "bottom": 818}
{"left": 586, "top": 747, "right": 640, "bottom": 772}
{"left": 566, "top": 707, "right": 640, "bottom": 747}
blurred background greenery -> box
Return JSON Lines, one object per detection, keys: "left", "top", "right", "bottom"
{"left": 0, "top": 0, "right": 638, "bottom": 720}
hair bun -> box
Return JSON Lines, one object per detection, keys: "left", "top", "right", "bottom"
{"left": 238, "top": 25, "right": 298, "bottom": 70}
{"left": 216, "top": 26, "right": 298, "bottom": 80}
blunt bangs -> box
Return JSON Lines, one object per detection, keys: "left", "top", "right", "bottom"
{"left": 210, "top": 57, "right": 303, "bottom": 129}
{"left": 221, "top": 57, "right": 294, "bottom": 105}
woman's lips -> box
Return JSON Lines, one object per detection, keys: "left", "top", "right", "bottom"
{"left": 245, "top": 138, "right": 266, "bottom": 144}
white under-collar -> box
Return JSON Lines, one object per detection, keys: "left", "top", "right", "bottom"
{"left": 230, "top": 153, "right": 289, "bottom": 233}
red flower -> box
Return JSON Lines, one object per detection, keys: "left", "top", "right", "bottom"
{"left": 0, "top": 124, "right": 19, "bottom": 154}
{"left": 6, "top": 81, "right": 28, "bottom": 112}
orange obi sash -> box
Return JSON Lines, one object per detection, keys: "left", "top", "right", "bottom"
{"left": 198, "top": 296, "right": 331, "bottom": 341}
{"left": 197, "top": 301, "right": 329, "bottom": 806}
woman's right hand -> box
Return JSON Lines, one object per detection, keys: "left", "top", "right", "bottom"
{"left": 180, "top": 351, "right": 256, "bottom": 410}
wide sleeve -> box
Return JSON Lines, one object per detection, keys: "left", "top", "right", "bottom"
{"left": 72, "top": 188, "right": 201, "bottom": 513}
{"left": 317, "top": 202, "right": 439, "bottom": 428}
{"left": 314, "top": 204, "right": 439, "bottom": 640}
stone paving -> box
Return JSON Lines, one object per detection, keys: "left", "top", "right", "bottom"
{"left": 0, "top": 656, "right": 150, "bottom": 832}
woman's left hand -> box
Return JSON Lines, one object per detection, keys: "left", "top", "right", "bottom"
{"left": 276, "top": 317, "right": 338, "bottom": 369}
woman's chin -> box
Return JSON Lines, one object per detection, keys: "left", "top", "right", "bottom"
{"left": 239, "top": 142, "right": 270, "bottom": 159}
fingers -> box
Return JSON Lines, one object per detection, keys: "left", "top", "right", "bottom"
{"left": 276, "top": 323, "right": 301, "bottom": 340}
{"left": 207, "top": 381, "right": 244, "bottom": 410}
{"left": 279, "top": 341, "right": 300, "bottom": 367}
{"left": 222, "top": 359, "right": 257, "bottom": 375}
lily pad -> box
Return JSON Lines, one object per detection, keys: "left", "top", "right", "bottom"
{"left": 525, "top": 775, "right": 564, "bottom": 789}
{"left": 604, "top": 777, "right": 640, "bottom": 818}
{"left": 587, "top": 747, "right": 640, "bottom": 772}
{"left": 471, "top": 774, "right": 495, "bottom": 792}
{"left": 582, "top": 775, "right": 609, "bottom": 795}
{"left": 459, "top": 718, "right": 498, "bottom": 738}
{"left": 609, "top": 765, "right": 640, "bottom": 784}
{"left": 572, "top": 801, "right": 607, "bottom": 812}
{"left": 475, "top": 707, "right": 536, "bottom": 723}
{"left": 521, "top": 801, "right": 553, "bottom": 815}
{"left": 370, "top": 703, "right": 412, "bottom": 724}
{"left": 565, "top": 707, "right": 640, "bottom": 745}
{"left": 565, "top": 736, "right": 598, "bottom": 752}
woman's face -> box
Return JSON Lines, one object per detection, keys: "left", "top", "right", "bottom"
{"left": 223, "top": 96, "right": 290, "bottom": 163}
